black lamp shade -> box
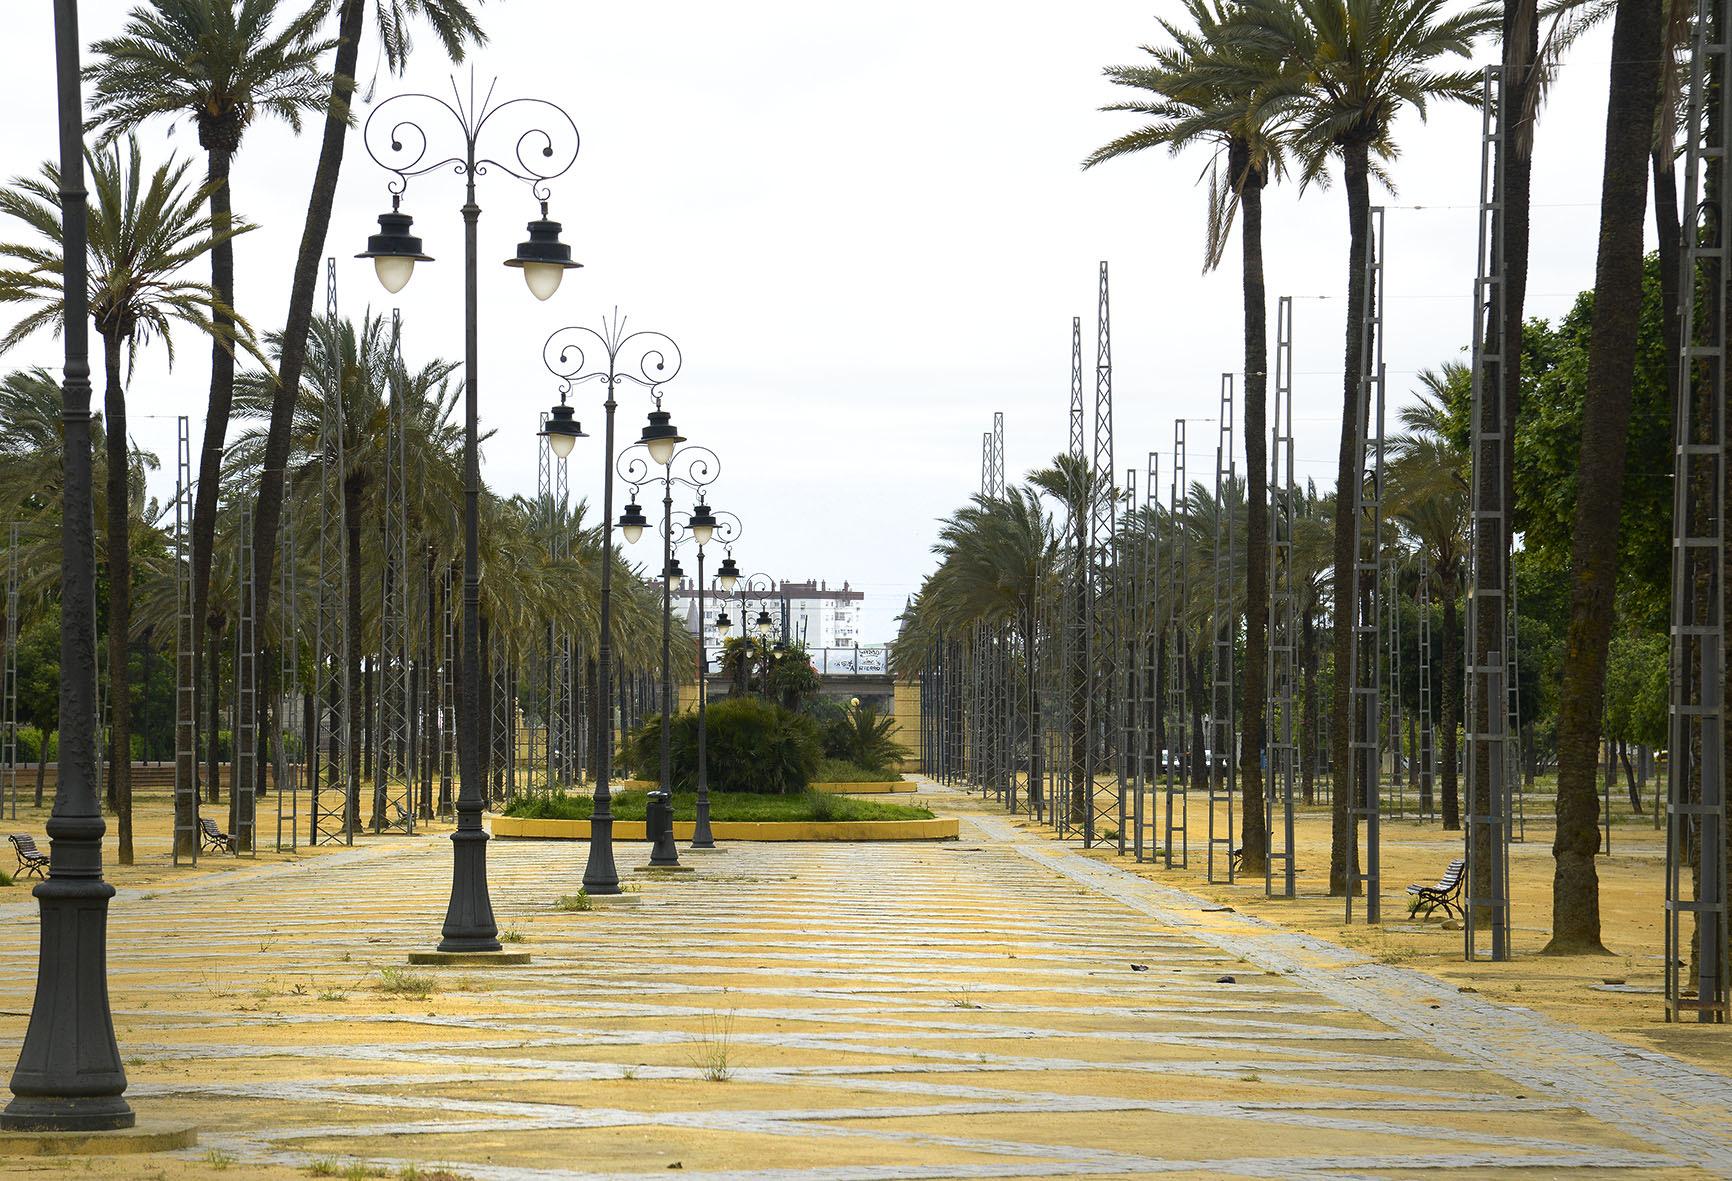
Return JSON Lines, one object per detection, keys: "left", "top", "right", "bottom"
{"left": 356, "top": 208, "right": 433, "bottom": 263}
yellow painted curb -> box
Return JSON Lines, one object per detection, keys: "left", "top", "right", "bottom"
{"left": 486, "top": 815, "right": 957, "bottom": 841}
{"left": 813, "top": 780, "right": 917, "bottom": 794}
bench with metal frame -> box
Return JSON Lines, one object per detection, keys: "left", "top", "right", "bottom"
{"left": 1406, "top": 857, "right": 1465, "bottom": 921}
{"left": 199, "top": 816, "right": 236, "bottom": 854}
{"left": 8, "top": 834, "right": 47, "bottom": 878}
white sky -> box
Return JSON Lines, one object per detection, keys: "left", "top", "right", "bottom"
{"left": 1, "top": 2, "right": 1622, "bottom": 643}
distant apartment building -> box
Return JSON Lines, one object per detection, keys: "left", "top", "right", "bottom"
{"left": 673, "top": 577, "right": 865, "bottom": 652}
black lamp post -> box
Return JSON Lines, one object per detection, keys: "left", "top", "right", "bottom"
{"left": 4, "top": 0, "right": 134, "bottom": 1132}
{"left": 657, "top": 508, "right": 740, "bottom": 851}
{"left": 542, "top": 319, "right": 683, "bottom": 894}
{"left": 617, "top": 441, "right": 719, "bottom": 868}
{"left": 359, "top": 76, "right": 580, "bottom": 953}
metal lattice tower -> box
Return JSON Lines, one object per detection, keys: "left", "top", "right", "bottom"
{"left": 1667, "top": 0, "right": 1729, "bottom": 1022}
{"left": 312, "top": 256, "right": 353, "bottom": 845}
{"left": 1418, "top": 551, "right": 1436, "bottom": 823}
{"left": 2, "top": 523, "right": 17, "bottom": 821}
{"left": 275, "top": 495, "right": 299, "bottom": 851}
{"left": 990, "top": 411, "right": 1006, "bottom": 499}
{"left": 1465, "top": 70, "right": 1511, "bottom": 957}
{"left": 1387, "top": 527, "right": 1404, "bottom": 819}
{"left": 1208, "top": 376, "right": 1237, "bottom": 883}
{"left": 232, "top": 507, "right": 257, "bottom": 856}
{"left": 1347, "top": 206, "right": 1387, "bottom": 924}
{"left": 1508, "top": 572, "right": 1524, "bottom": 841}
{"left": 1133, "top": 454, "right": 1161, "bottom": 861}
{"left": 440, "top": 561, "right": 456, "bottom": 817}
{"left": 174, "top": 416, "right": 197, "bottom": 863}
{"left": 1165, "top": 420, "right": 1189, "bottom": 868}
{"left": 1063, "top": 315, "right": 1088, "bottom": 839}
{"left": 374, "top": 308, "right": 414, "bottom": 833}
{"left": 1087, "top": 262, "right": 1119, "bottom": 846}
{"left": 1267, "top": 297, "right": 1298, "bottom": 898}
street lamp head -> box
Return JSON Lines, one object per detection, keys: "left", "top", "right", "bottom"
{"left": 640, "top": 407, "right": 686, "bottom": 466}
{"left": 715, "top": 555, "right": 740, "bottom": 592}
{"left": 772, "top": 637, "right": 788, "bottom": 656}
{"left": 715, "top": 611, "right": 734, "bottom": 639}
{"left": 538, "top": 402, "right": 586, "bottom": 459}
{"left": 356, "top": 201, "right": 432, "bottom": 294}
{"left": 688, "top": 501, "right": 717, "bottom": 547}
{"left": 754, "top": 608, "right": 774, "bottom": 637}
{"left": 504, "top": 204, "right": 581, "bottom": 301}
{"left": 618, "top": 500, "right": 647, "bottom": 544}
{"left": 662, "top": 555, "right": 685, "bottom": 587}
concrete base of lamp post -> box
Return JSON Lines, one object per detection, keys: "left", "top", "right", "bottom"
{"left": 0, "top": 1121, "right": 197, "bottom": 1157}
{"left": 633, "top": 865, "right": 696, "bottom": 875}
{"left": 583, "top": 892, "right": 645, "bottom": 907}
{"left": 683, "top": 845, "right": 729, "bottom": 854}
{"left": 406, "top": 950, "right": 532, "bottom": 967}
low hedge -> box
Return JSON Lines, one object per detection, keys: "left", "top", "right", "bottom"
{"left": 814, "top": 758, "right": 904, "bottom": 783}
{"left": 502, "top": 789, "right": 932, "bottom": 823}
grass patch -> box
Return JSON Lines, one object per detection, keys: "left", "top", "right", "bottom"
{"left": 498, "top": 927, "right": 526, "bottom": 942}
{"left": 555, "top": 892, "right": 593, "bottom": 912}
{"left": 374, "top": 967, "right": 437, "bottom": 999}
{"left": 813, "top": 759, "right": 904, "bottom": 783}
{"left": 504, "top": 789, "right": 931, "bottom": 823}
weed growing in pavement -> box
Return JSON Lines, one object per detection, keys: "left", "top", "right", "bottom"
{"left": 205, "top": 1148, "right": 235, "bottom": 1170}
{"left": 375, "top": 967, "right": 437, "bottom": 999}
{"left": 689, "top": 1010, "right": 737, "bottom": 1082}
{"left": 555, "top": 891, "right": 592, "bottom": 912}
{"left": 498, "top": 927, "right": 526, "bottom": 942}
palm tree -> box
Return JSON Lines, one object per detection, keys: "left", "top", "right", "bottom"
{"left": 1084, "top": 0, "right": 1288, "bottom": 874}
{"left": 248, "top": 0, "right": 487, "bottom": 772}
{"left": 1387, "top": 367, "right": 1468, "bottom": 831}
{"left": 1547, "top": 0, "right": 1664, "bottom": 956}
{"left": 0, "top": 136, "right": 248, "bottom": 863}
{"left": 1234, "top": 0, "right": 1488, "bottom": 893}
{"left": 85, "top": 0, "right": 335, "bottom": 796}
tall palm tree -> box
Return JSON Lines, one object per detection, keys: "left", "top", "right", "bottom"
{"left": 85, "top": 0, "right": 335, "bottom": 796}
{"left": 0, "top": 136, "right": 248, "bottom": 863}
{"left": 1388, "top": 367, "right": 1468, "bottom": 831}
{"left": 1084, "top": 0, "right": 1288, "bottom": 873}
{"left": 1547, "top": 0, "right": 1664, "bottom": 956}
{"left": 248, "top": 0, "right": 487, "bottom": 772}
{"left": 1234, "top": 0, "right": 1488, "bottom": 893}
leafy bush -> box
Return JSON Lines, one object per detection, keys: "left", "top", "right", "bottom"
{"left": 822, "top": 702, "right": 905, "bottom": 771}
{"left": 501, "top": 788, "right": 932, "bottom": 822}
{"left": 624, "top": 696, "right": 819, "bottom": 794}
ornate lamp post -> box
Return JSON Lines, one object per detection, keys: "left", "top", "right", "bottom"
{"left": 618, "top": 442, "right": 719, "bottom": 866}
{"left": 358, "top": 75, "right": 580, "bottom": 953}
{"left": 542, "top": 319, "right": 682, "bottom": 894}
{"left": 4, "top": 0, "right": 134, "bottom": 1131}
{"left": 656, "top": 510, "right": 741, "bottom": 850}
{"left": 730, "top": 573, "right": 781, "bottom": 702}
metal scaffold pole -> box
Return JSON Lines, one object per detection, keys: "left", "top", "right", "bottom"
{"left": 275, "top": 496, "right": 299, "bottom": 852}
{"left": 1208, "top": 376, "right": 1237, "bottom": 883}
{"left": 174, "top": 416, "right": 196, "bottom": 863}
{"left": 1166, "top": 420, "right": 1189, "bottom": 867}
{"left": 1347, "top": 206, "right": 1387, "bottom": 924}
{"left": 1465, "top": 68, "right": 1511, "bottom": 957}
{"left": 1666, "top": 0, "right": 1729, "bottom": 1021}
{"left": 2, "top": 523, "right": 17, "bottom": 822}
{"left": 232, "top": 507, "right": 257, "bottom": 856}
{"left": 1087, "top": 262, "right": 1119, "bottom": 848}
{"left": 312, "top": 257, "right": 353, "bottom": 846}
{"left": 1133, "top": 454, "right": 1160, "bottom": 861}
{"left": 374, "top": 308, "right": 414, "bottom": 833}
{"left": 1418, "top": 552, "right": 1436, "bottom": 823}
{"left": 1064, "top": 314, "right": 1088, "bottom": 840}
{"left": 1267, "top": 296, "right": 1298, "bottom": 898}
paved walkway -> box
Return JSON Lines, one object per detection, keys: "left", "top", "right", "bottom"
{"left": 0, "top": 779, "right": 1724, "bottom": 1179}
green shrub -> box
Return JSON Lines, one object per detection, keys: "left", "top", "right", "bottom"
{"left": 625, "top": 696, "right": 819, "bottom": 794}
{"left": 503, "top": 788, "right": 930, "bottom": 823}
{"left": 820, "top": 702, "right": 905, "bottom": 771}
{"left": 814, "top": 758, "right": 902, "bottom": 783}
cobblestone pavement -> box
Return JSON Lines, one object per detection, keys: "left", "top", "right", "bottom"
{"left": 0, "top": 779, "right": 1723, "bottom": 1179}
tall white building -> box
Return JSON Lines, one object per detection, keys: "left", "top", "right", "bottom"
{"left": 674, "top": 577, "right": 865, "bottom": 652}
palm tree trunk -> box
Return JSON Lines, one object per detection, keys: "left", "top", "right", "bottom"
{"left": 1547, "top": 0, "right": 1661, "bottom": 955}
{"left": 1238, "top": 144, "right": 1270, "bottom": 875}
{"left": 189, "top": 144, "right": 235, "bottom": 836}
{"left": 1441, "top": 573, "right": 1462, "bottom": 829}
{"left": 101, "top": 330, "right": 133, "bottom": 865}
{"left": 1654, "top": 149, "right": 1682, "bottom": 414}
{"left": 1331, "top": 137, "right": 1373, "bottom": 895}
{"left": 249, "top": 0, "right": 367, "bottom": 786}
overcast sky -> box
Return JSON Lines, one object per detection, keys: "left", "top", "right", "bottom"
{"left": 2, "top": 3, "right": 1622, "bottom": 643}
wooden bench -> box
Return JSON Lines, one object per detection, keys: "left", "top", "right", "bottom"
{"left": 1407, "top": 857, "right": 1465, "bottom": 921}
{"left": 8, "top": 834, "right": 48, "bottom": 879}
{"left": 199, "top": 817, "right": 235, "bottom": 854}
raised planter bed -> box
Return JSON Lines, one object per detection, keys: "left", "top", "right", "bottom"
{"left": 813, "top": 780, "right": 917, "bottom": 794}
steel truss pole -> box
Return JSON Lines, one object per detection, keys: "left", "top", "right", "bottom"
{"left": 1087, "top": 263, "right": 1118, "bottom": 848}
{"left": 1064, "top": 314, "right": 1088, "bottom": 840}
{"left": 1166, "top": 420, "right": 1189, "bottom": 867}
{"left": 2, "top": 524, "right": 17, "bottom": 823}
{"left": 312, "top": 258, "right": 353, "bottom": 846}
{"left": 1465, "top": 69, "right": 1511, "bottom": 957}
{"left": 374, "top": 308, "right": 413, "bottom": 834}
{"left": 1667, "top": 0, "right": 1729, "bottom": 1021}
{"left": 275, "top": 496, "right": 299, "bottom": 852}
{"left": 1347, "top": 207, "right": 1387, "bottom": 924}
{"left": 174, "top": 417, "right": 196, "bottom": 863}
{"left": 1208, "top": 377, "right": 1238, "bottom": 883}
{"left": 1267, "top": 297, "right": 1298, "bottom": 898}
{"left": 1418, "top": 552, "right": 1436, "bottom": 823}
